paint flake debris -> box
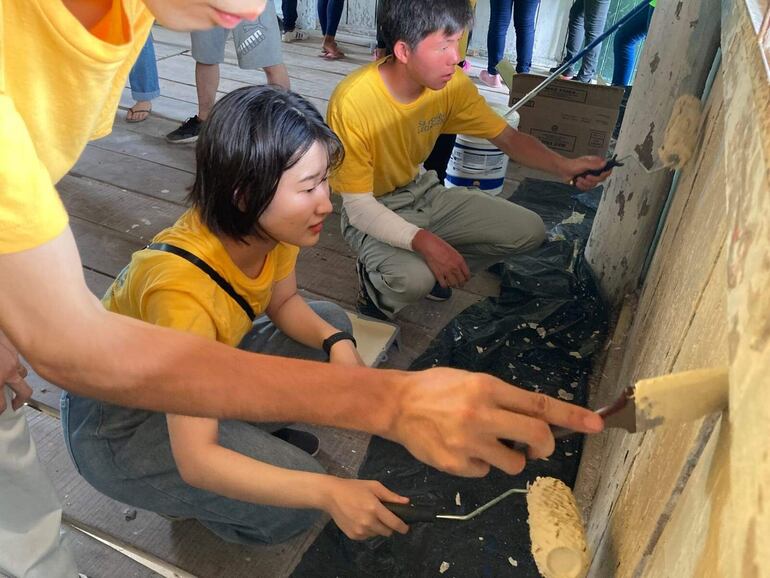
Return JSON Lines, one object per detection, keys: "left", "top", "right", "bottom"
{"left": 455, "top": 492, "right": 461, "bottom": 506}
{"left": 557, "top": 389, "right": 575, "bottom": 400}
{"left": 161, "top": 189, "right": 170, "bottom": 193}
{"left": 478, "top": 536, "right": 484, "bottom": 541}
{"left": 569, "top": 351, "right": 583, "bottom": 359}
{"left": 536, "top": 327, "right": 546, "bottom": 338}
{"left": 565, "top": 451, "right": 574, "bottom": 457}
{"left": 476, "top": 345, "right": 484, "bottom": 354}
{"left": 508, "top": 557, "right": 518, "bottom": 567}
{"left": 140, "top": 218, "right": 151, "bottom": 226}
{"left": 439, "top": 561, "right": 450, "bottom": 573}
{"left": 560, "top": 211, "right": 585, "bottom": 225}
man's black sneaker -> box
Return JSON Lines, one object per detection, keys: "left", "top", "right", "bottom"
{"left": 166, "top": 116, "right": 203, "bottom": 144}
{"left": 355, "top": 261, "right": 390, "bottom": 321}
{"left": 425, "top": 282, "right": 452, "bottom": 302}
{"left": 273, "top": 427, "right": 320, "bottom": 457}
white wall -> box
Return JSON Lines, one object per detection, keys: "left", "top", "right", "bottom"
{"left": 284, "top": 0, "right": 570, "bottom": 67}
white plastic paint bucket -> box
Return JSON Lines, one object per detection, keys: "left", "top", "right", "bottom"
{"left": 445, "top": 110, "right": 520, "bottom": 196}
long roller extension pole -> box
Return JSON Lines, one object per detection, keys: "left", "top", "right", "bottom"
{"left": 505, "top": 0, "right": 653, "bottom": 117}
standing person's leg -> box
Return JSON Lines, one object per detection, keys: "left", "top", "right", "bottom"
{"left": 551, "top": 0, "right": 585, "bottom": 78}
{"left": 0, "top": 392, "right": 78, "bottom": 578}
{"left": 574, "top": 0, "right": 611, "bottom": 82}
{"left": 512, "top": 0, "right": 541, "bottom": 73}
{"left": 611, "top": 4, "right": 654, "bottom": 86}
{"left": 281, "top": 0, "right": 306, "bottom": 41}
{"left": 480, "top": 0, "right": 512, "bottom": 87}
{"left": 320, "top": 0, "right": 346, "bottom": 59}
{"left": 166, "top": 28, "right": 227, "bottom": 143}
{"left": 196, "top": 63, "right": 220, "bottom": 121}
{"left": 127, "top": 32, "right": 160, "bottom": 123}
{"left": 233, "top": 1, "right": 290, "bottom": 90}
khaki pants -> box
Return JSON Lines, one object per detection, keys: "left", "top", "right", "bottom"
{"left": 341, "top": 171, "right": 546, "bottom": 317}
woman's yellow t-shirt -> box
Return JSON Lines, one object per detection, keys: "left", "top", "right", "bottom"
{"left": 0, "top": 0, "right": 153, "bottom": 253}
{"left": 103, "top": 210, "right": 300, "bottom": 346}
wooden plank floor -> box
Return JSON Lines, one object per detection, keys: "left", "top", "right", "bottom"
{"left": 27, "top": 27, "right": 519, "bottom": 577}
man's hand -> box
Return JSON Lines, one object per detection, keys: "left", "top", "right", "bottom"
{"left": 390, "top": 367, "right": 604, "bottom": 477}
{"left": 411, "top": 229, "right": 470, "bottom": 289}
{"left": 559, "top": 156, "right": 614, "bottom": 191}
{"left": 0, "top": 330, "right": 32, "bottom": 413}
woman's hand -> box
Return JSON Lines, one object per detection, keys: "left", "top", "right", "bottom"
{"left": 329, "top": 340, "right": 365, "bottom": 367}
{"left": 321, "top": 478, "right": 410, "bottom": 540}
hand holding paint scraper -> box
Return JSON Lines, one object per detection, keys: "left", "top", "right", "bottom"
{"left": 498, "top": 0, "right": 703, "bottom": 187}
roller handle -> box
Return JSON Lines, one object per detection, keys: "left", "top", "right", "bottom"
{"left": 382, "top": 502, "right": 439, "bottom": 523}
{"left": 569, "top": 155, "right": 624, "bottom": 186}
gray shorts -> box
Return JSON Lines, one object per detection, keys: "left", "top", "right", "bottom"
{"left": 191, "top": 0, "right": 282, "bottom": 69}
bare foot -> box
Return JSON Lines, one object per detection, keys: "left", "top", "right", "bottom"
{"left": 321, "top": 37, "right": 345, "bottom": 59}
{"left": 126, "top": 101, "right": 152, "bottom": 123}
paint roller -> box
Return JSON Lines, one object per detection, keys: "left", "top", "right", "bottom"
{"left": 383, "top": 478, "right": 589, "bottom": 578}
{"left": 569, "top": 94, "right": 703, "bottom": 185}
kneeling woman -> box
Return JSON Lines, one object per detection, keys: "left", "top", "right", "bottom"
{"left": 62, "top": 86, "right": 409, "bottom": 544}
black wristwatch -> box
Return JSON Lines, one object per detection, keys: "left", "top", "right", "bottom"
{"left": 322, "top": 331, "right": 357, "bottom": 357}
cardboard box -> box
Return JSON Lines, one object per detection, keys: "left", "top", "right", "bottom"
{"left": 503, "top": 70, "right": 624, "bottom": 159}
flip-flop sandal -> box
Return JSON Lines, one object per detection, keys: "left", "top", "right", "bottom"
{"left": 126, "top": 105, "right": 152, "bottom": 123}
{"left": 322, "top": 50, "right": 345, "bottom": 60}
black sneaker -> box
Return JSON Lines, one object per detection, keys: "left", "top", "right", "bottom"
{"left": 425, "top": 282, "right": 452, "bottom": 302}
{"left": 166, "top": 116, "right": 203, "bottom": 144}
{"left": 549, "top": 64, "right": 575, "bottom": 79}
{"left": 355, "top": 260, "right": 390, "bottom": 321}
{"left": 273, "top": 427, "right": 320, "bottom": 457}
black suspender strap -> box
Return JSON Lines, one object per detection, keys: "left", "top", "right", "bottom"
{"left": 146, "top": 242, "right": 256, "bottom": 321}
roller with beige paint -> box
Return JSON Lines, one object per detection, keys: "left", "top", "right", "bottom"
{"left": 527, "top": 477, "right": 589, "bottom": 578}
{"left": 599, "top": 367, "right": 729, "bottom": 433}
{"left": 569, "top": 94, "right": 703, "bottom": 185}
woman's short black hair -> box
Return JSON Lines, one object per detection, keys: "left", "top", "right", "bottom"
{"left": 377, "top": 0, "right": 474, "bottom": 55}
{"left": 188, "top": 85, "right": 344, "bottom": 242}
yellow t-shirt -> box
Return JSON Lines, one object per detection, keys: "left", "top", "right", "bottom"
{"left": 0, "top": 0, "right": 153, "bottom": 254}
{"left": 103, "top": 210, "right": 300, "bottom": 346}
{"left": 328, "top": 61, "right": 508, "bottom": 197}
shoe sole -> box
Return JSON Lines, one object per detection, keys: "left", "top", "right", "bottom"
{"left": 166, "top": 135, "right": 199, "bottom": 144}
{"left": 425, "top": 293, "right": 451, "bottom": 302}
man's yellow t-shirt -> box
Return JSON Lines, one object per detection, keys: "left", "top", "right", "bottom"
{"left": 328, "top": 61, "right": 508, "bottom": 197}
{"left": 0, "top": 0, "right": 153, "bottom": 254}
{"left": 103, "top": 210, "right": 300, "bottom": 346}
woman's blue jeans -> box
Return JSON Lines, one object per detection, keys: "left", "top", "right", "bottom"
{"left": 317, "top": 0, "right": 345, "bottom": 37}
{"left": 561, "top": 0, "right": 611, "bottom": 81}
{"left": 61, "top": 301, "right": 352, "bottom": 545}
{"left": 611, "top": 4, "right": 654, "bottom": 86}
{"left": 487, "top": 0, "right": 541, "bottom": 74}
{"left": 128, "top": 33, "right": 160, "bottom": 102}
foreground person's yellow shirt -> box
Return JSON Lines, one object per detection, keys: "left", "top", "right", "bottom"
{"left": 103, "top": 210, "right": 300, "bottom": 346}
{"left": 0, "top": 0, "right": 153, "bottom": 253}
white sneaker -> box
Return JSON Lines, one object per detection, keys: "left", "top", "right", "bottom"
{"left": 282, "top": 29, "right": 306, "bottom": 43}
